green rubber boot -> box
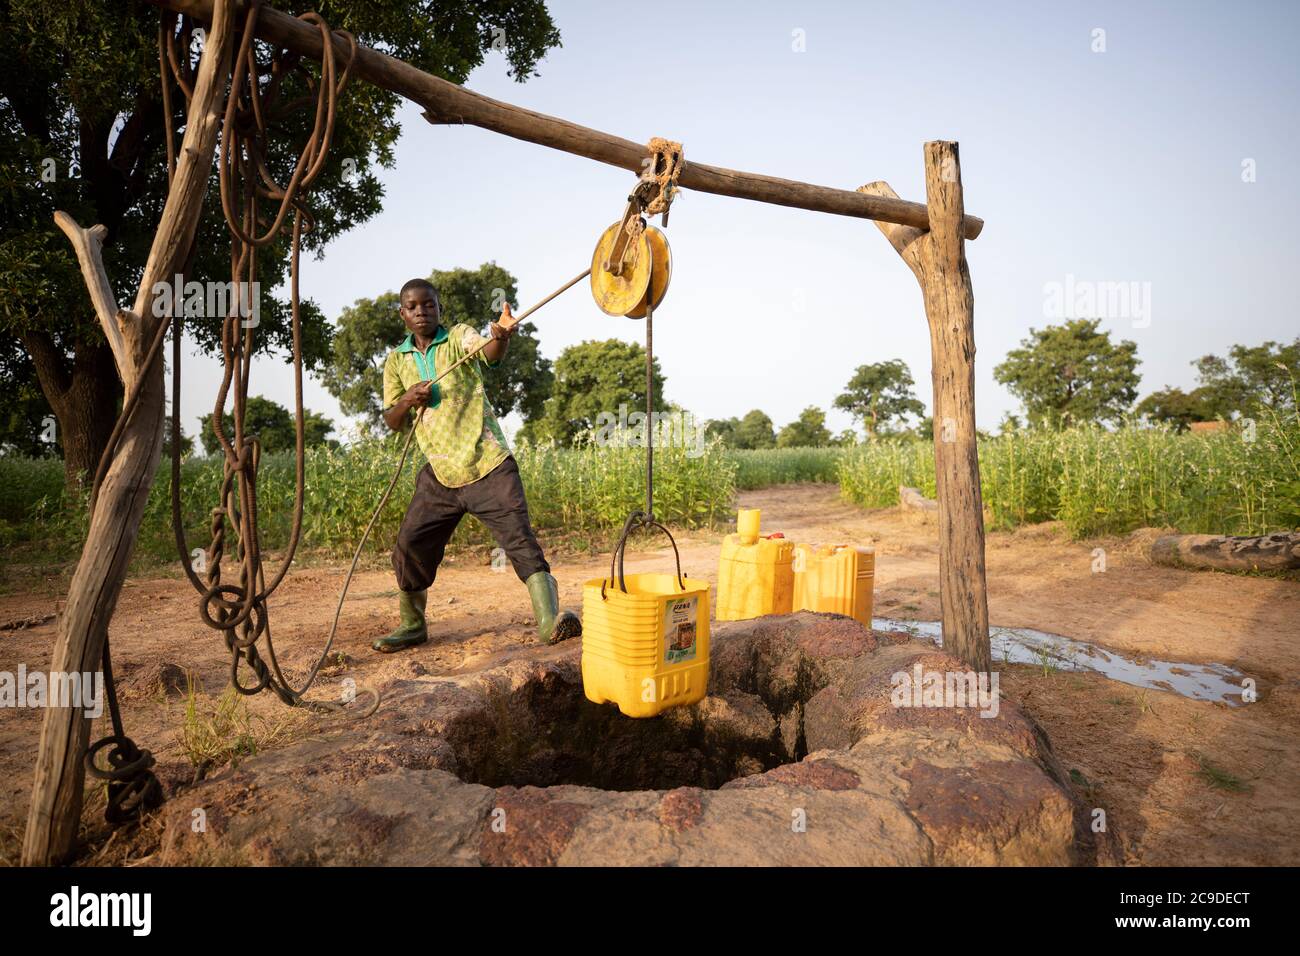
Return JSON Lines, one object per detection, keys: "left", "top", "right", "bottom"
{"left": 372, "top": 588, "right": 428, "bottom": 653}
{"left": 526, "top": 571, "right": 582, "bottom": 645}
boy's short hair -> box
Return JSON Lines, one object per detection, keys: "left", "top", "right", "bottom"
{"left": 400, "top": 278, "right": 439, "bottom": 301}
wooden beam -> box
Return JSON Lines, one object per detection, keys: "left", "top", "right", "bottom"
{"left": 147, "top": 0, "right": 984, "bottom": 240}
{"left": 861, "top": 143, "right": 991, "bottom": 672}
{"left": 22, "top": 0, "right": 237, "bottom": 867}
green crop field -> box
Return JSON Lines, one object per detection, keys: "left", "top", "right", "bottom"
{"left": 838, "top": 417, "right": 1300, "bottom": 538}
{"left": 0, "top": 435, "right": 740, "bottom": 569}
{"left": 3, "top": 413, "right": 1296, "bottom": 573}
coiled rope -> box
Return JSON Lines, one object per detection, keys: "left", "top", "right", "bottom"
{"left": 83, "top": 4, "right": 375, "bottom": 828}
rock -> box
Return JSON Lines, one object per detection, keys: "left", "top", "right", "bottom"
{"left": 153, "top": 611, "right": 1113, "bottom": 866}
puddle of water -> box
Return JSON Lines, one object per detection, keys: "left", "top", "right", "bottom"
{"left": 872, "top": 618, "right": 1247, "bottom": 706}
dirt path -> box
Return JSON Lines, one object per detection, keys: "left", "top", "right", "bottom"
{"left": 2, "top": 483, "right": 1297, "bottom": 865}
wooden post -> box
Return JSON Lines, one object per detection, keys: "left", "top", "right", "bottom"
{"left": 21, "top": 0, "right": 236, "bottom": 866}
{"left": 860, "top": 141, "right": 991, "bottom": 672}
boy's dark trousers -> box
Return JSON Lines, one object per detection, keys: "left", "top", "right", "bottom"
{"left": 392, "top": 455, "right": 549, "bottom": 591}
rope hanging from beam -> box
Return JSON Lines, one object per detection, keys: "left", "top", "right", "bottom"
{"left": 83, "top": 3, "right": 379, "bottom": 830}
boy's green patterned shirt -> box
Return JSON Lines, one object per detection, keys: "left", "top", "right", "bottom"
{"left": 382, "top": 323, "right": 510, "bottom": 488}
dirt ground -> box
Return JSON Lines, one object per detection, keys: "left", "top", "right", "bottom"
{"left": 1, "top": 483, "right": 1297, "bottom": 866}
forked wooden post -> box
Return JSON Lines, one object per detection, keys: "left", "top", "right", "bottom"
{"left": 21, "top": 0, "right": 237, "bottom": 866}
{"left": 860, "top": 142, "right": 991, "bottom": 671}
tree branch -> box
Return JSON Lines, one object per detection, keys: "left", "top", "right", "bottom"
{"left": 51, "top": 212, "right": 131, "bottom": 380}
{"left": 858, "top": 181, "right": 925, "bottom": 275}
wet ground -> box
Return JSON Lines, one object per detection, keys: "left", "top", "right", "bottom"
{"left": 874, "top": 618, "right": 1249, "bottom": 705}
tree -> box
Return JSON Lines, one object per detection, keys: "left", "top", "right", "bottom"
{"left": 522, "top": 339, "right": 665, "bottom": 446}
{"left": 161, "top": 422, "right": 194, "bottom": 461}
{"left": 0, "top": 0, "right": 561, "bottom": 489}
{"left": 734, "top": 410, "right": 776, "bottom": 449}
{"left": 833, "top": 359, "right": 926, "bottom": 439}
{"left": 994, "top": 318, "right": 1140, "bottom": 427}
{"left": 1135, "top": 386, "right": 1218, "bottom": 431}
{"left": 705, "top": 417, "right": 741, "bottom": 446}
{"left": 777, "top": 406, "right": 832, "bottom": 447}
{"left": 199, "top": 396, "right": 334, "bottom": 456}
{"left": 705, "top": 412, "right": 787, "bottom": 449}
{"left": 1193, "top": 338, "right": 1299, "bottom": 418}
{"left": 321, "top": 263, "right": 554, "bottom": 430}
{"left": 0, "top": 346, "right": 53, "bottom": 457}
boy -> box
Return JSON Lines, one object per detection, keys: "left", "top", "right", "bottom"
{"left": 373, "top": 277, "right": 581, "bottom": 652}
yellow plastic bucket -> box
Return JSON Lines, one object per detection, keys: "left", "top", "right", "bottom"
{"left": 581, "top": 515, "right": 710, "bottom": 718}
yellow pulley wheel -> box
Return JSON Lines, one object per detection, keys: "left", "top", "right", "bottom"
{"left": 590, "top": 221, "right": 652, "bottom": 316}
{"left": 625, "top": 226, "right": 671, "bottom": 320}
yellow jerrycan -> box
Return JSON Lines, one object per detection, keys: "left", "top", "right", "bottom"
{"left": 582, "top": 514, "right": 711, "bottom": 718}
{"left": 716, "top": 509, "right": 795, "bottom": 621}
{"left": 792, "top": 543, "right": 875, "bottom": 627}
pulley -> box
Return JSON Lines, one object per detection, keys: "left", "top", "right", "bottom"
{"left": 589, "top": 218, "right": 672, "bottom": 317}
{"left": 626, "top": 225, "right": 671, "bottom": 319}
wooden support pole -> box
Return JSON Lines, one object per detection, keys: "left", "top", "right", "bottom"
{"left": 860, "top": 142, "right": 991, "bottom": 672}
{"left": 146, "top": 0, "right": 983, "bottom": 240}
{"left": 21, "top": 0, "right": 236, "bottom": 866}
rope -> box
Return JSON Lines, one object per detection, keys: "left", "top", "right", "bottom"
{"left": 80, "top": 6, "right": 371, "bottom": 830}
{"left": 161, "top": 4, "right": 373, "bottom": 715}
{"left": 645, "top": 258, "right": 654, "bottom": 520}
{"left": 81, "top": 17, "right": 683, "bottom": 828}
{"left": 641, "top": 137, "right": 684, "bottom": 222}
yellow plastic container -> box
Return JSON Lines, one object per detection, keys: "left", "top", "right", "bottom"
{"left": 582, "top": 572, "right": 711, "bottom": 718}
{"left": 792, "top": 544, "right": 875, "bottom": 626}
{"left": 716, "top": 509, "right": 795, "bottom": 621}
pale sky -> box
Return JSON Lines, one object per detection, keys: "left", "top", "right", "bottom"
{"left": 172, "top": 0, "right": 1300, "bottom": 444}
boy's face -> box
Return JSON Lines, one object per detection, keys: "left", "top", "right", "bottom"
{"left": 399, "top": 286, "right": 440, "bottom": 338}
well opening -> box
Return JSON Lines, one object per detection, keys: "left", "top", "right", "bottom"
{"left": 444, "top": 669, "right": 811, "bottom": 791}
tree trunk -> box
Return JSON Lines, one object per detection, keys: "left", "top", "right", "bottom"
{"left": 860, "top": 144, "right": 992, "bottom": 673}
{"left": 61, "top": 344, "right": 122, "bottom": 490}
{"left": 21, "top": 330, "right": 122, "bottom": 491}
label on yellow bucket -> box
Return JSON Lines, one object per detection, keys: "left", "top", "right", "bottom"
{"left": 663, "top": 596, "right": 698, "bottom": 664}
